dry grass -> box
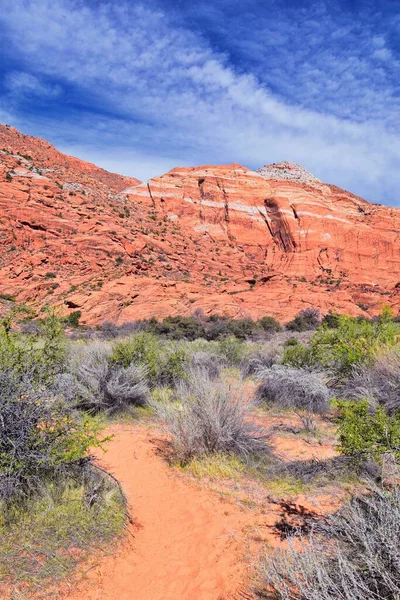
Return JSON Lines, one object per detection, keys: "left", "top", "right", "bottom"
{"left": 0, "top": 473, "right": 126, "bottom": 599}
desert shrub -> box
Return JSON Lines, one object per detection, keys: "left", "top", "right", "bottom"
{"left": 103, "top": 363, "right": 150, "bottom": 411}
{"left": 262, "top": 484, "right": 400, "bottom": 599}
{"left": 286, "top": 308, "right": 321, "bottom": 332}
{"left": 19, "top": 319, "right": 41, "bottom": 335}
{"left": 334, "top": 399, "right": 400, "bottom": 463}
{"left": 218, "top": 335, "right": 247, "bottom": 365}
{"left": 257, "top": 316, "right": 282, "bottom": 334}
{"left": 282, "top": 314, "right": 400, "bottom": 380}
{"left": 309, "top": 314, "right": 400, "bottom": 378}
{"left": 111, "top": 332, "right": 187, "bottom": 386}
{"left": 64, "top": 342, "right": 149, "bottom": 413}
{"left": 189, "top": 351, "right": 226, "bottom": 379}
{"left": 111, "top": 332, "right": 158, "bottom": 371}
{"left": 223, "top": 318, "right": 259, "bottom": 340}
{"left": 153, "top": 370, "right": 270, "bottom": 462}
{"left": 0, "top": 310, "right": 66, "bottom": 382}
{"left": 204, "top": 316, "right": 232, "bottom": 341}
{"left": 284, "top": 337, "right": 300, "bottom": 347}
{"left": 0, "top": 472, "right": 125, "bottom": 596}
{"left": 282, "top": 343, "right": 318, "bottom": 369}
{"left": 98, "top": 320, "right": 121, "bottom": 338}
{"left": 241, "top": 346, "right": 281, "bottom": 377}
{"left": 150, "top": 315, "right": 206, "bottom": 340}
{"left": 256, "top": 365, "right": 330, "bottom": 413}
{"left": 343, "top": 347, "right": 400, "bottom": 412}
{"left": 321, "top": 311, "right": 341, "bottom": 328}
{"left": 0, "top": 293, "right": 15, "bottom": 302}
{"left": 65, "top": 310, "right": 81, "bottom": 327}
{"left": 0, "top": 368, "right": 105, "bottom": 504}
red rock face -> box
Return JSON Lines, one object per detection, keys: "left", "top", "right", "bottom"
{"left": 1, "top": 124, "right": 399, "bottom": 324}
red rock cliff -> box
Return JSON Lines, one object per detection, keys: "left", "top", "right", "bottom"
{"left": 1, "top": 124, "right": 399, "bottom": 324}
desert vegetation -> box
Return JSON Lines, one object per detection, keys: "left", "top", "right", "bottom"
{"left": 2, "top": 304, "right": 400, "bottom": 598}
{"left": 0, "top": 310, "right": 126, "bottom": 597}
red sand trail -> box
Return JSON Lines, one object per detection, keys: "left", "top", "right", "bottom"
{"left": 67, "top": 424, "right": 258, "bottom": 600}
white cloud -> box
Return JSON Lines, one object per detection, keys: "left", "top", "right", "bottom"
{"left": 5, "top": 71, "right": 61, "bottom": 98}
{"left": 0, "top": 0, "right": 399, "bottom": 205}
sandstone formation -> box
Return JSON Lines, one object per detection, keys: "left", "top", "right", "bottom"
{"left": 1, "top": 123, "right": 400, "bottom": 324}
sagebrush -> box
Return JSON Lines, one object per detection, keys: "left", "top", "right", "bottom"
{"left": 256, "top": 365, "right": 330, "bottom": 413}
{"left": 262, "top": 484, "right": 400, "bottom": 599}
{"left": 153, "top": 369, "right": 270, "bottom": 462}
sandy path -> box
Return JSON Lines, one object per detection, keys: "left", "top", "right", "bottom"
{"left": 67, "top": 424, "right": 258, "bottom": 600}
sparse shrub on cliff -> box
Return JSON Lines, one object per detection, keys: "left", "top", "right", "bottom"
{"left": 154, "top": 370, "right": 270, "bottom": 463}
{"left": 262, "top": 484, "right": 400, "bottom": 600}
{"left": 256, "top": 365, "right": 330, "bottom": 413}
{"left": 0, "top": 293, "right": 15, "bottom": 301}
{"left": 286, "top": 308, "right": 321, "bottom": 332}
{"left": 65, "top": 310, "right": 81, "bottom": 328}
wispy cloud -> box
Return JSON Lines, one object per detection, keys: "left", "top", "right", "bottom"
{"left": 0, "top": 0, "right": 399, "bottom": 204}
{"left": 5, "top": 71, "right": 62, "bottom": 99}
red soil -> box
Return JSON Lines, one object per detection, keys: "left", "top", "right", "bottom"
{"left": 66, "top": 424, "right": 260, "bottom": 600}
{"left": 60, "top": 419, "right": 343, "bottom": 600}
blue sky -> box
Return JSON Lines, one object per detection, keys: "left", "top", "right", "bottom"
{"left": 0, "top": 0, "right": 399, "bottom": 204}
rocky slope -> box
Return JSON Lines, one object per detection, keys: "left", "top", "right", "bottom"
{"left": 1, "top": 124, "right": 399, "bottom": 324}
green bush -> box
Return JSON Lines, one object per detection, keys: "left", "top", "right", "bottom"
{"left": 0, "top": 368, "right": 106, "bottom": 503}
{"left": 223, "top": 318, "right": 259, "bottom": 340}
{"left": 65, "top": 310, "right": 81, "bottom": 327}
{"left": 283, "top": 313, "right": 400, "bottom": 378}
{"left": 257, "top": 316, "right": 282, "bottom": 333}
{"left": 0, "top": 310, "right": 66, "bottom": 382}
{"left": 150, "top": 316, "right": 206, "bottom": 340}
{"left": 321, "top": 311, "right": 341, "bottom": 328}
{"left": 310, "top": 315, "right": 400, "bottom": 378}
{"left": 111, "top": 332, "right": 187, "bottom": 386}
{"left": 282, "top": 343, "right": 317, "bottom": 369}
{"left": 284, "top": 337, "right": 299, "bottom": 347}
{"left": 334, "top": 399, "right": 400, "bottom": 462}
{"left": 0, "top": 468, "right": 125, "bottom": 595}
{"left": 286, "top": 308, "right": 321, "bottom": 332}
{"left": 218, "top": 335, "right": 246, "bottom": 365}
{"left": 0, "top": 293, "right": 15, "bottom": 302}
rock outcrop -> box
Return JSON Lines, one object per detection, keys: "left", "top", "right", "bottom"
{"left": 1, "top": 124, "right": 399, "bottom": 324}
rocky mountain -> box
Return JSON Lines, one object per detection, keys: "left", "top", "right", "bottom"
{"left": 1, "top": 124, "right": 399, "bottom": 324}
